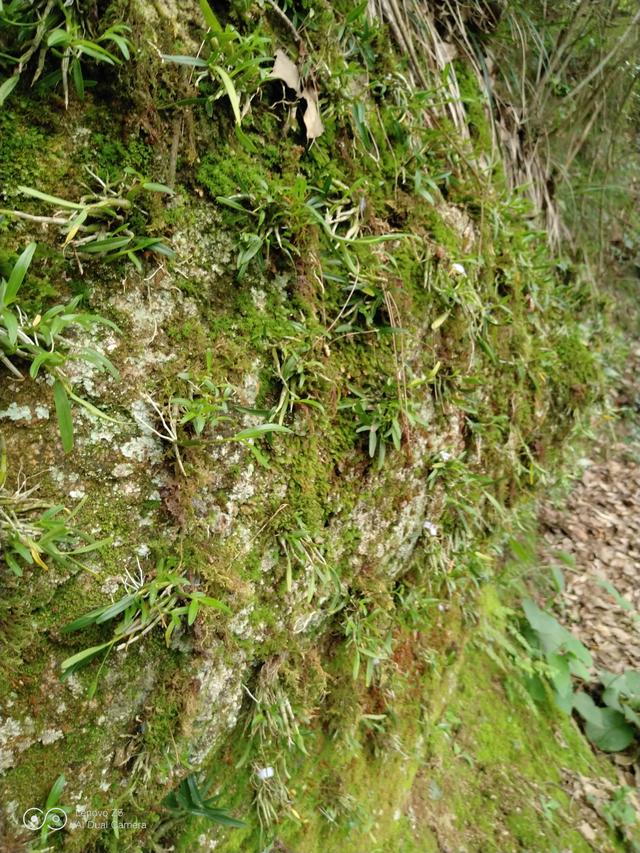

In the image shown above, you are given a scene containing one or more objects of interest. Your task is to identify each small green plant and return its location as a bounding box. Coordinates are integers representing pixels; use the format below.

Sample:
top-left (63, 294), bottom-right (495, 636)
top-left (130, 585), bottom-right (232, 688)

top-left (0, 242), bottom-right (120, 451)
top-left (0, 437), bottom-right (108, 575)
top-left (238, 657), bottom-right (309, 829)
top-left (339, 378), bottom-right (427, 468)
top-left (217, 175), bottom-right (314, 278)
top-left (60, 557), bottom-right (231, 695)
top-left (0, 0), bottom-right (132, 107)
top-left (601, 786), bottom-right (639, 845)
top-left (172, 375), bottom-right (235, 436)
top-left (21, 773), bottom-right (68, 846)
top-left (343, 597), bottom-right (393, 686)
top-left (277, 514), bottom-right (340, 602)
top-left (2, 170), bottom-right (174, 270)
top-left (163, 773), bottom-right (246, 828)
top-left (140, 380), bottom-right (292, 474)
top-left (269, 342), bottom-right (329, 426)
top-left (162, 0), bottom-right (271, 126)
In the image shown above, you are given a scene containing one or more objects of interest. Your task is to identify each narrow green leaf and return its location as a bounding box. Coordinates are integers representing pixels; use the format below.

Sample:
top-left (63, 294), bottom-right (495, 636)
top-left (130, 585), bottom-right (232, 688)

top-left (213, 65), bottom-right (241, 124)
top-left (45, 775), bottom-right (66, 810)
top-left (95, 593), bottom-right (138, 624)
top-left (18, 186), bottom-right (83, 210)
top-left (233, 423), bottom-right (292, 440)
top-left (53, 380), bottom-right (74, 453)
top-left (6, 242), bottom-right (36, 304)
top-left (161, 54), bottom-right (208, 68)
top-left (60, 642), bottom-right (112, 675)
top-left (0, 74), bottom-right (19, 107)
top-left (187, 598), bottom-right (199, 626)
top-left (199, 0), bottom-right (222, 30)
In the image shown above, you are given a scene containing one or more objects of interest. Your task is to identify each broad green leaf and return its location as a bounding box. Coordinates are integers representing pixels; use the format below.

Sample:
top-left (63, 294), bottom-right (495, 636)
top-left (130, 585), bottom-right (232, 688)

top-left (2, 308), bottom-right (18, 345)
top-left (194, 595), bottom-right (231, 614)
top-left (47, 29), bottom-right (70, 47)
top-left (431, 311), bottom-right (449, 330)
top-left (142, 182), bottom-right (174, 194)
top-left (53, 380), bottom-right (74, 453)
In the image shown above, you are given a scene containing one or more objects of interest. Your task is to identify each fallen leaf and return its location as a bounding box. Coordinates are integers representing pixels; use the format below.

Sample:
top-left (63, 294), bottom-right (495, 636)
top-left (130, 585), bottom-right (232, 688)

top-left (271, 49), bottom-right (301, 94)
top-left (301, 86), bottom-right (324, 140)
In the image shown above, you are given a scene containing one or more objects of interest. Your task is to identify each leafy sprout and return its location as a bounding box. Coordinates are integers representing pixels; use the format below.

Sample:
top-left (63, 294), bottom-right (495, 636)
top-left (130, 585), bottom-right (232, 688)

top-left (1, 169), bottom-right (174, 270)
top-left (161, 0), bottom-right (271, 126)
top-left (0, 242), bottom-right (120, 451)
top-left (0, 434), bottom-right (109, 576)
top-left (0, 0), bottom-right (132, 107)
top-left (60, 556), bottom-right (231, 696)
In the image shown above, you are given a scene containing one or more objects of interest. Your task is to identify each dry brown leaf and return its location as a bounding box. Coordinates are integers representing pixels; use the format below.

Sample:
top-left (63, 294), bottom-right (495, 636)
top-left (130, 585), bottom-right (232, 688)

top-left (301, 87), bottom-right (324, 140)
top-left (271, 49), bottom-right (301, 94)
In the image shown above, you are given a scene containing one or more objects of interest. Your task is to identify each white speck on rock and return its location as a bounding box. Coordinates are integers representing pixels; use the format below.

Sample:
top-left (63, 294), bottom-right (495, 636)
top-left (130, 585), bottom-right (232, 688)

top-left (250, 287), bottom-right (267, 311)
top-left (112, 463), bottom-right (134, 478)
top-left (0, 403), bottom-right (32, 421)
top-left (34, 405), bottom-right (50, 419)
top-left (40, 729), bottom-right (64, 745)
top-left (101, 576), bottom-right (122, 596)
top-left (120, 436), bottom-right (163, 463)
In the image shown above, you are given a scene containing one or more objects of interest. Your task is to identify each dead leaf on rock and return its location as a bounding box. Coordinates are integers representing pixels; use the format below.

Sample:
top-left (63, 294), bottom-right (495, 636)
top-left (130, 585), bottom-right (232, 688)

top-left (301, 86), bottom-right (324, 140)
top-left (270, 49), bottom-right (301, 94)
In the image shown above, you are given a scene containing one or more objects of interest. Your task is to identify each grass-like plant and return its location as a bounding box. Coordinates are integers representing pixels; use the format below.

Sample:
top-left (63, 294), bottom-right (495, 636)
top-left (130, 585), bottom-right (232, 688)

top-left (161, 0), bottom-right (271, 127)
top-left (338, 378), bottom-right (427, 469)
top-left (138, 372), bottom-right (292, 474)
top-left (163, 773), bottom-right (246, 828)
top-left (2, 169), bottom-right (174, 270)
top-left (0, 0), bottom-right (132, 107)
top-left (0, 434), bottom-right (108, 576)
top-left (0, 242), bottom-right (120, 451)
top-left (60, 557), bottom-right (231, 696)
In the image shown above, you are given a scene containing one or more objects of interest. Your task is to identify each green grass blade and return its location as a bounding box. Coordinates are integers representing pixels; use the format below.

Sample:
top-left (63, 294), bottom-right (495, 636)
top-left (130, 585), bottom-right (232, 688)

top-left (53, 380), bottom-right (74, 453)
top-left (6, 242), bottom-right (36, 304)
top-left (213, 65), bottom-right (241, 124)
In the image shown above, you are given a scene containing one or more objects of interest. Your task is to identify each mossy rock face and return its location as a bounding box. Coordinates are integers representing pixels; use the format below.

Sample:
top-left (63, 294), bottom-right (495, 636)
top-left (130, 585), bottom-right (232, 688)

top-left (0, 1), bottom-right (619, 851)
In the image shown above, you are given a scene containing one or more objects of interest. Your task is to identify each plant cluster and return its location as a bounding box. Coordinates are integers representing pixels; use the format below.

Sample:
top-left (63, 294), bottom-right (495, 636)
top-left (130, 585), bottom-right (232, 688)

top-left (60, 557), bottom-right (231, 696)
top-left (0, 435), bottom-right (106, 576)
top-left (338, 378), bottom-right (427, 469)
top-left (163, 773), bottom-right (246, 829)
top-left (2, 169), bottom-right (174, 270)
top-left (0, 0), bottom-right (132, 107)
top-left (238, 657), bottom-right (309, 829)
top-left (162, 0), bottom-right (271, 126)
top-left (139, 371), bottom-right (292, 474)
top-left (0, 242), bottom-right (120, 451)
